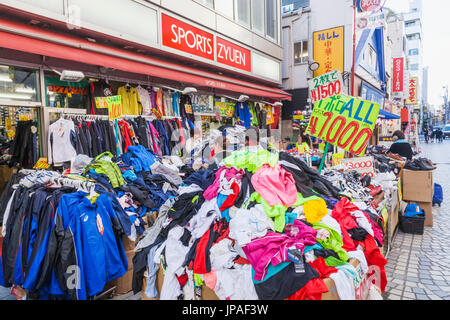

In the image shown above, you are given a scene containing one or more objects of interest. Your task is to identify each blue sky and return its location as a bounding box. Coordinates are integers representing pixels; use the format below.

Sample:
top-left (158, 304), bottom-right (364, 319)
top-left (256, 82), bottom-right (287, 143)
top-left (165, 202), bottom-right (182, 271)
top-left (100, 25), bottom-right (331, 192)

top-left (384, 0), bottom-right (450, 109)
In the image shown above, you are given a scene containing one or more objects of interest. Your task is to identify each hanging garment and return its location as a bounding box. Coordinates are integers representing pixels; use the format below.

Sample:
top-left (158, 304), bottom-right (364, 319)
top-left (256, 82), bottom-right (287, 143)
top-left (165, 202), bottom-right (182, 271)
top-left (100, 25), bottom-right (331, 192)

top-left (234, 102), bottom-right (253, 129)
top-left (88, 80), bottom-right (112, 115)
top-left (136, 85), bottom-right (152, 116)
top-left (47, 118), bottom-right (77, 165)
top-left (118, 85), bottom-right (141, 115)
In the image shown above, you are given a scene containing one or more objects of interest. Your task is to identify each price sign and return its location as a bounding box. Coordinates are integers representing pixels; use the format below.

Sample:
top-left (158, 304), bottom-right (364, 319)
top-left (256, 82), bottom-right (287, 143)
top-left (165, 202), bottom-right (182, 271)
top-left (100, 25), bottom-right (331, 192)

top-left (339, 156), bottom-right (375, 177)
top-left (96, 96), bottom-right (123, 120)
top-left (308, 70), bottom-right (343, 104)
top-left (33, 157), bottom-right (51, 169)
top-left (306, 95), bottom-right (380, 157)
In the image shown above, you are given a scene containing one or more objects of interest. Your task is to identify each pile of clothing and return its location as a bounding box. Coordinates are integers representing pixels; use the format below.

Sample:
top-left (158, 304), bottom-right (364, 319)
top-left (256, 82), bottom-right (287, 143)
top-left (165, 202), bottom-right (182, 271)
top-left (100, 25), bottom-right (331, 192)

top-left (134, 148), bottom-right (388, 300)
top-left (0, 145), bottom-right (187, 300)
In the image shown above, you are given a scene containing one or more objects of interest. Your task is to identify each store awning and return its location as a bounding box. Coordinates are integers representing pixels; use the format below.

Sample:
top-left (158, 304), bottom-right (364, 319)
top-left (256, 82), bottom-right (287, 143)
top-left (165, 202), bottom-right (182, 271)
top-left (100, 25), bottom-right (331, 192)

top-left (0, 18), bottom-right (291, 101)
top-left (378, 109), bottom-right (401, 120)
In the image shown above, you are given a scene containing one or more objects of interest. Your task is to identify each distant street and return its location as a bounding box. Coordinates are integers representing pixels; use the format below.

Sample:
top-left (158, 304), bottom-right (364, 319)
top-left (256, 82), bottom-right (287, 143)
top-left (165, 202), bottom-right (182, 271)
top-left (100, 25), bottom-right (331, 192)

top-left (383, 139), bottom-right (450, 300)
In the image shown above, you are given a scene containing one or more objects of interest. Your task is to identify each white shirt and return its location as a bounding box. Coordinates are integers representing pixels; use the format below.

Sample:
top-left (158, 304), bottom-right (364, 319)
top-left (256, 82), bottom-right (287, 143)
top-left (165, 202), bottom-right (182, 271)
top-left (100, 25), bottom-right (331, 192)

top-left (47, 118), bottom-right (77, 164)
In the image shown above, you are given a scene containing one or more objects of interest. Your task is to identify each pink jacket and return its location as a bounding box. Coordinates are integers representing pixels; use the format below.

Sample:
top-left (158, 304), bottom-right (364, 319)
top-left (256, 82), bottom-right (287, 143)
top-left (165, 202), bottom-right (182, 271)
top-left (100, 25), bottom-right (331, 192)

top-left (243, 220), bottom-right (317, 281)
top-left (251, 164), bottom-right (298, 208)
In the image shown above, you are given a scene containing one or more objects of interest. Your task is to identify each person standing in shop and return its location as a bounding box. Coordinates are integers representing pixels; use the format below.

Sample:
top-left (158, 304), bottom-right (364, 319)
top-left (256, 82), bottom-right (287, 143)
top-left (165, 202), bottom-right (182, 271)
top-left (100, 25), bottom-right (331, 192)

top-left (208, 135), bottom-right (231, 170)
top-left (387, 130), bottom-right (414, 160)
top-left (298, 127), bottom-right (313, 150)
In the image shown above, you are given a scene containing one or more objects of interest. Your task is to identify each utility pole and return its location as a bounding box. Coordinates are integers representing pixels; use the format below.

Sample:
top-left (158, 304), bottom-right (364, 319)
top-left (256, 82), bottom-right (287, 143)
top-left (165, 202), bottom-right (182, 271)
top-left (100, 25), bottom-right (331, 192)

top-left (443, 85), bottom-right (448, 125)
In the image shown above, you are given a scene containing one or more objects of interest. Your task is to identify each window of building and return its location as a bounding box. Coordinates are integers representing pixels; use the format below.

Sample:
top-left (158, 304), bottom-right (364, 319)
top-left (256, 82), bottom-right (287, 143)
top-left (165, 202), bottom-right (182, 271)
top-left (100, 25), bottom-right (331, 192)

top-left (215, 0), bottom-right (234, 19)
top-left (409, 48), bottom-right (419, 56)
top-left (0, 65), bottom-right (40, 102)
top-left (405, 20), bottom-right (420, 28)
top-left (407, 33), bottom-right (420, 41)
top-left (410, 64), bottom-right (419, 71)
top-left (282, 0), bottom-right (310, 11)
top-left (236, 0), bottom-right (251, 26)
top-left (294, 41), bottom-right (308, 64)
top-left (252, 0), bottom-right (265, 34)
top-left (196, 0), bottom-right (214, 8)
top-left (265, 0), bottom-right (278, 41)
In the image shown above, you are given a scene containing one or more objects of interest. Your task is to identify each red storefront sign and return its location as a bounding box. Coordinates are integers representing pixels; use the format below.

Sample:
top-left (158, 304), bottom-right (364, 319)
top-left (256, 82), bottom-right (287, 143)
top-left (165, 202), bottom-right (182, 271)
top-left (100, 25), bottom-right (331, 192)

top-left (216, 37), bottom-right (251, 72)
top-left (358, 0), bottom-right (383, 12)
top-left (161, 13), bottom-right (214, 61)
top-left (392, 57), bottom-right (404, 93)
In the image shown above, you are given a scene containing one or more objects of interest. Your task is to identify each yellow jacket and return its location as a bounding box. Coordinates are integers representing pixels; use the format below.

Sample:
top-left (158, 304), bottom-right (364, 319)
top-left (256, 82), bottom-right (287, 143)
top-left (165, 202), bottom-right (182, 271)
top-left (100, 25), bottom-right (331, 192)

top-left (118, 86), bottom-right (142, 115)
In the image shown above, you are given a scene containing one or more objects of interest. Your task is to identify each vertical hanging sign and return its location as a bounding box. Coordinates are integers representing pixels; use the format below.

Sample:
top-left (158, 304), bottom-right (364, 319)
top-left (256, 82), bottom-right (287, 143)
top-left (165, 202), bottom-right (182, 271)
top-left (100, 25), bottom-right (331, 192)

top-left (313, 26), bottom-right (345, 77)
top-left (392, 57), bottom-right (404, 93)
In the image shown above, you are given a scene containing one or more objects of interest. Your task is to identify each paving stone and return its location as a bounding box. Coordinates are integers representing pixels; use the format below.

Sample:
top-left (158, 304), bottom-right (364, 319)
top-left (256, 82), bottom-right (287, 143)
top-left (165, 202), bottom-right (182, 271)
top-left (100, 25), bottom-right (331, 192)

top-left (413, 287), bottom-right (425, 294)
top-left (416, 294), bottom-right (430, 300)
top-left (403, 292), bottom-right (416, 299)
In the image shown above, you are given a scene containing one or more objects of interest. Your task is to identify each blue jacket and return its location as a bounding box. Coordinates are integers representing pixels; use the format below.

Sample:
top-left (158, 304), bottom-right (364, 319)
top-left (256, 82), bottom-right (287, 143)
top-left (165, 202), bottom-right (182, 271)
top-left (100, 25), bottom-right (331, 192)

top-left (122, 145), bottom-right (157, 173)
top-left (51, 192), bottom-right (128, 300)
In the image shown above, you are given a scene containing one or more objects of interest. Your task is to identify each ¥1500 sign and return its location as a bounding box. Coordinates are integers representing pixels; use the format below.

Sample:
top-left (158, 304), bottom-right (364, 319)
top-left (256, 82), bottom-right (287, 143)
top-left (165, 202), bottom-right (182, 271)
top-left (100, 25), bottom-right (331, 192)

top-left (306, 95), bottom-right (380, 157)
top-left (308, 70), bottom-right (343, 104)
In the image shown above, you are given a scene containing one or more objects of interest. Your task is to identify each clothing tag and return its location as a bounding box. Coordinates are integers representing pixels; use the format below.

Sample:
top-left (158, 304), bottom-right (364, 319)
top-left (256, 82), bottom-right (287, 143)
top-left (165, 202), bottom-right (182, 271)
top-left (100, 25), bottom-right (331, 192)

top-left (288, 248), bottom-right (306, 274)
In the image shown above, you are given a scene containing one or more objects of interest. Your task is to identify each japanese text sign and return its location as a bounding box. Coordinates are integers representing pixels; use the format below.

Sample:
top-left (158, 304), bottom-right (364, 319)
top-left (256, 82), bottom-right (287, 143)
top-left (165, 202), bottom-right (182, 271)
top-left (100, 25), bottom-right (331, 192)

top-left (313, 26), bottom-right (344, 77)
top-left (162, 13), bottom-right (214, 61)
top-left (392, 57), bottom-right (404, 93)
top-left (306, 95), bottom-right (380, 156)
top-left (216, 101), bottom-right (235, 117)
top-left (96, 96), bottom-right (123, 120)
top-left (406, 77), bottom-right (418, 105)
top-left (33, 157), bottom-right (51, 169)
top-left (308, 70), bottom-right (343, 104)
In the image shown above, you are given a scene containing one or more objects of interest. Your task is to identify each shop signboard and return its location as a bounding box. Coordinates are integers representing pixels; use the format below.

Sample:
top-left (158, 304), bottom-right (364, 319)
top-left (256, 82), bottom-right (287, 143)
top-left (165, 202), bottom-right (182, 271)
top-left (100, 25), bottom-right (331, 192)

top-left (216, 37), bottom-right (251, 72)
top-left (96, 96), bottom-right (123, 120)
top-left (339, 156), bottom-right (375, 177)
top-left (392, 58), bottom-right (404, 93)
top-left (313, 26), bottom-right (344, 77)
top-left (308, 70), bottom-right (343, 104)
top-left (357, 0), bottom-right (383, 12)
top-left (161, 13), bottom-right (214, 61)
top-left (406, 77), bottom-right (418, 105)
top-left (306, 95), bottom-right (380, 156)
top-left (356, 11), bottom-right (385, 30)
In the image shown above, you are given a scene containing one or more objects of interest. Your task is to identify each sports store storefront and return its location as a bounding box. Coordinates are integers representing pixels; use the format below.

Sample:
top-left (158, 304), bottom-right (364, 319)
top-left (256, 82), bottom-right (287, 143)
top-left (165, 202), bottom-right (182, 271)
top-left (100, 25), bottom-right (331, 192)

top-left (0, 0), bottom-right (290, 168)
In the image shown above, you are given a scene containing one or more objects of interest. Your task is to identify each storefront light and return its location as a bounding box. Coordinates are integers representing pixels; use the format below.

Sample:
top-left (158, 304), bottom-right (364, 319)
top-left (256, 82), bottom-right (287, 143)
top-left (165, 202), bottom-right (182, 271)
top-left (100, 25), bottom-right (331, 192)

top-left (0, 93), bottom-right (33, 100)
top-left (0, 74), bottom-right (13, 82)
top-left (15, 87), bottom-right (36, 94)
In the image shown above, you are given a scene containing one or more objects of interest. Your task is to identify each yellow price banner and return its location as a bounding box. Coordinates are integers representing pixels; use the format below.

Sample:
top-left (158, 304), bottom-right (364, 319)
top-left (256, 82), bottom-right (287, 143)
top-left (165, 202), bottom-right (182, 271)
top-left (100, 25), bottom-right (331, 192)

top-left (96, 96), bottom-right (123, 120)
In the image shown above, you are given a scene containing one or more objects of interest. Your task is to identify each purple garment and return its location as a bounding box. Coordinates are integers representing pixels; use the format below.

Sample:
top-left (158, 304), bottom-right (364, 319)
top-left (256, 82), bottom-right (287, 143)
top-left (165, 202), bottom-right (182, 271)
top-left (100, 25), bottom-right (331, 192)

top-left (150, 89), bottom-right (156, 111)
top-left (243, 220), bottom-right (317, 281)
top-left (203, 166), bottom-right (245, 200)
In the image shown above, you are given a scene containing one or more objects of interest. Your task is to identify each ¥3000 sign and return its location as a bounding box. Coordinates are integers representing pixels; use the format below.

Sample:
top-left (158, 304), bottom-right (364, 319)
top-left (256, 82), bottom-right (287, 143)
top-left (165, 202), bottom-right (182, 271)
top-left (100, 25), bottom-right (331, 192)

top-left (358, 0), bottom-right (383, 12)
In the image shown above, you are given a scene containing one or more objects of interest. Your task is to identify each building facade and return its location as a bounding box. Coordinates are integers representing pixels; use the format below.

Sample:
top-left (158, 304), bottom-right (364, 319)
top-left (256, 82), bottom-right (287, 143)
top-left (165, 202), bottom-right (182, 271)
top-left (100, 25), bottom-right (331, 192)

top-left (0, 0), bottom-right (290, 156)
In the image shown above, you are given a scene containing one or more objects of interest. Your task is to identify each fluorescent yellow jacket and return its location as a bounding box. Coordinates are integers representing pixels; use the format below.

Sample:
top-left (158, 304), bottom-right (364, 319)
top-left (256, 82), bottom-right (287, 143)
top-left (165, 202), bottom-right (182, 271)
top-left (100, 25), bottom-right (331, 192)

top-left (118, 86), bottom-right (142, 115)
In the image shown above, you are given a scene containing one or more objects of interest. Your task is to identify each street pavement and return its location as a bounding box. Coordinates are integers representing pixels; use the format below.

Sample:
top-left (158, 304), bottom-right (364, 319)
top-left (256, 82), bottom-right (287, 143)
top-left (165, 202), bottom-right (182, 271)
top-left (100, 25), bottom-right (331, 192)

top-left (383, 138), bottom-right (450, 300)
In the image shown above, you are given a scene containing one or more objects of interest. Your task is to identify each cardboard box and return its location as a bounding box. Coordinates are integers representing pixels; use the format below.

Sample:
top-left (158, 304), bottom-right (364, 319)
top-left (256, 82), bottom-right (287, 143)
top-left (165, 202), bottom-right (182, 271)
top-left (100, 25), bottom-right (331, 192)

top-left (401, 169), bottom-right (433, 202)
top-left (0, 165), bottom-right (17, 194)
top-left (413, 201), bottom-right (433, 227)
top-left (114, 249), bottom-right (134, 295)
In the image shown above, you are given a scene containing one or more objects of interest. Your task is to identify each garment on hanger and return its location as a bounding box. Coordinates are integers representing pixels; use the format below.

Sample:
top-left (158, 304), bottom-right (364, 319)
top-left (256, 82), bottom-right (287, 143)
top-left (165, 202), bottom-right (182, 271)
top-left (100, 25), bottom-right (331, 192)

top-left (48, 118), bottom-right (77, 166)
top-left (136, 85), bottom-right (152, 116)
top-left (88, 79), bottom-right (112, 115)
top-left (118, 85), bottom-right (141, 115)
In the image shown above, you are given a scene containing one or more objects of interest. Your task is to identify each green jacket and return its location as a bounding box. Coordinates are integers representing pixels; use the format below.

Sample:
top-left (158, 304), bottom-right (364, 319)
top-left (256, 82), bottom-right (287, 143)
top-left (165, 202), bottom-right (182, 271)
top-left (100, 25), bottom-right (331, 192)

top-left (85, 152), bottom-right (126, 188)
top-left (223, 149), bottom-right (278, 173)
top-left (312, 222), bottom-right (349, 264)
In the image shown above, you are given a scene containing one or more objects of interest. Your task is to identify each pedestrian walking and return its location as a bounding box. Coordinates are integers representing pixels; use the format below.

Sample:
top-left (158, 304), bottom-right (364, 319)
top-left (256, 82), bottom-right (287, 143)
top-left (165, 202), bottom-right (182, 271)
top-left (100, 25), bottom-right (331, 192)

top-left (423, 127), bottom-right (429, 143)
top-left (437, 128), bottom-right (444, 143)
